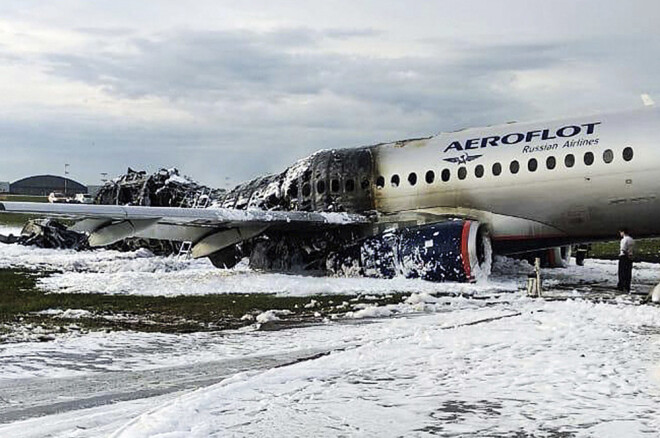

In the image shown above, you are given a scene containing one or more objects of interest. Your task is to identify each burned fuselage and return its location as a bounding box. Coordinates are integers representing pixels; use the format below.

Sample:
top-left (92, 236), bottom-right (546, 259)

top-left (209, 147), bottom-right (380, 274)
top-left (216, 147), bottom-right (376, 214)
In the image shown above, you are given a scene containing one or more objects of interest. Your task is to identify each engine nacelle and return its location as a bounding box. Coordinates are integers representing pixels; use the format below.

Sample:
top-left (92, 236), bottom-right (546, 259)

top-left (333, 220), bottom-right (492, 282)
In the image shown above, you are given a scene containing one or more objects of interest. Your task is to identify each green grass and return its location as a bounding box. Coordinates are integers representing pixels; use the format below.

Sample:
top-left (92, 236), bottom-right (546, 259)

top-left (0, 195), bottom-right (48, 226)
top-left (0, 194), bottom-right (48, 202)
top-left (589, 238), bottom-right (660, 263)
top-left (0, 213), bottom-right (43, 226)
top-left (0, 268), bottom-right (407, 334)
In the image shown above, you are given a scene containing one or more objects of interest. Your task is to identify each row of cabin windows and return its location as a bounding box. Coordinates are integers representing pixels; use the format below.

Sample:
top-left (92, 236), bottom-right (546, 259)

top-left (297, 176), bottom-right (370, 198)
top-left (375, 147), bottom-right (634, 188)
top-left (292, 147), bottom-right (634, 197)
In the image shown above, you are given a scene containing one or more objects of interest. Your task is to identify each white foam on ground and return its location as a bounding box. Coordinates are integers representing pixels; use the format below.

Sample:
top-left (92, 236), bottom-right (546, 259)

top-left (0, 242), bottom-right (658, 436)
top-left (106, 300), bottom-right (660, 438)
top-left (0, 224), bottom-right (23, 236)
top-left (0, 243), bottom-right (518, 296)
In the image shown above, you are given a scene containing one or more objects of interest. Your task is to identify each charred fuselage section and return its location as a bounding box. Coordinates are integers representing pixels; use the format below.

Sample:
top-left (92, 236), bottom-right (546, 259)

top-left (2, 145), bottom-right (495, 282)
top-left (216, 147), bottom-right (375, 213)
top-left (96, 168), bottom-right (225, 208)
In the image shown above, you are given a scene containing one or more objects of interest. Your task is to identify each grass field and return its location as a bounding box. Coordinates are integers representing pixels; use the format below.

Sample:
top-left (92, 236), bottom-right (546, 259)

top-left (0, 268), bottom-right (406, 335)
top-left (0, 194), bottom-right (48, 202)
top-left (589, 238), bottom-right (660, 263)
top-left (0, 195), bottom-right (48, 226)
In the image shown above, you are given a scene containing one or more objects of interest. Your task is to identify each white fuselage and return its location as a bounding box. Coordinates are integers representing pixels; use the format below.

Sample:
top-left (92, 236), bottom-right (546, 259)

top-left (371, 107), bottom-right (660, 249)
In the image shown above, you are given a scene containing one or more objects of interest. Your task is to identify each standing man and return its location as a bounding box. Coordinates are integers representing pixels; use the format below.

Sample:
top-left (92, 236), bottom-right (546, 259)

top-left (617, 228), bottom-right (634, 292)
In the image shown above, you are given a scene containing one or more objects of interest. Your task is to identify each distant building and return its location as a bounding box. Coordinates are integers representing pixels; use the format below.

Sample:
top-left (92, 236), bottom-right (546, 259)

top-left (10, 175), bottom-right (87, 196)
top-left (0, 181), bottom-right (9, 193)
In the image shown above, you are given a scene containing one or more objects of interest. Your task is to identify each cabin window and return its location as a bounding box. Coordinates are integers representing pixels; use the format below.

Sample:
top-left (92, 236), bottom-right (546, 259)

top-left (492, 162), bottom-right (502, 176)
top-left (458, 166), bottom-right (467, 180)
top-left (345, 179), bottom-right (355, 192)
top-left (361, 178), bottom-right (370, 190)
top-left (565, 154), bottom-right (575, 168)
top-left (527, 158), bottom-right (538, 172)
top-left (391, 174), bottom-right (400, 187)
top-left (623, 146), bottom-right (634, 161)
top-left (287, 181), bottom-right (298, 198)
top-left (376, 176), bottom-right (385, 188)
top-left (441, 168), bottom-right (450, 182)
top-left (603, 149), bottom-right (614, 164)
top-left (475, 164), bottom-right (484, 178)
top-left (584, 151), bottom-right (594, 166)
top-left (510, 160), bottom-right (520, 174)
top-left (331, 179), bottom-right (340, 193)
top-left (316, 180), bottom-right (326, 194)
top-left (425, 170), bottom-right (435, 184)
top-left (546, 156), bottom-right (556, 170)
top-left (302, 183), bottom-right (311, 197)
top-left (408, 172), bottom-right (417, 186)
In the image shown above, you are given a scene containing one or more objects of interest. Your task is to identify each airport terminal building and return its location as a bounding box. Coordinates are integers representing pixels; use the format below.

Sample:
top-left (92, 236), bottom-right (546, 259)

top-left (9, 175), bottom-right (87, 196)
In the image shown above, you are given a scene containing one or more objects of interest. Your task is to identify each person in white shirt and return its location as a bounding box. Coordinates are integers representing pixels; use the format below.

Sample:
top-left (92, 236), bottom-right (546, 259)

top-left (617, 228), bottom-right (634, 292)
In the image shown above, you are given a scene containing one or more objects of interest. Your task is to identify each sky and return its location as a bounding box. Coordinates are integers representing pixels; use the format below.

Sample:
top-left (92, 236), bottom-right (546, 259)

top-left (0, 0), bottom-right (659, 188)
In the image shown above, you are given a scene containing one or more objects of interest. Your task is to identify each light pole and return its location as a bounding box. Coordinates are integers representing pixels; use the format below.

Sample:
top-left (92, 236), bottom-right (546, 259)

top-left (64, 163), bottom-right (70, 196)
top-left (100, 172), bottom-right (108, 183)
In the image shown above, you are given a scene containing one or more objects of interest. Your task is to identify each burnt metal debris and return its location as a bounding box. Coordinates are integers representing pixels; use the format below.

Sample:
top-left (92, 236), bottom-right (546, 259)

top-left (1, 148), bottom-right (382, 274)
top-left (1, 168), bottom-right (225, 254)
top-left (95, 167), bottom-right (225, 208)
top-left (16, 219), bottom-right (89, 250)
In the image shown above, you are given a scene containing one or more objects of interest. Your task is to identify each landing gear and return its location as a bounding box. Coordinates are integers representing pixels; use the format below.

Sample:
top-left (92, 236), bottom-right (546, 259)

top-left (574, 244), bottom-right (591, 266)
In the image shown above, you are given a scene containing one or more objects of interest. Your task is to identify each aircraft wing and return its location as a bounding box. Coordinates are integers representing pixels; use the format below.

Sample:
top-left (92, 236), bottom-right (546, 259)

top-left (0, 201), bottom-right (370, 258)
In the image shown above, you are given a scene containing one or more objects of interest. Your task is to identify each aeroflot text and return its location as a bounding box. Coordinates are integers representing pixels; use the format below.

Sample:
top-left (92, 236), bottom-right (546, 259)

top-left (444, 122), bottom-right (601, 153)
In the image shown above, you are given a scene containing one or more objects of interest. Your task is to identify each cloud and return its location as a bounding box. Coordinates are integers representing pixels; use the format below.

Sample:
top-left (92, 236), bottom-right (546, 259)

top-left (42, 28), bottom-right (561, 121)
top-left (1, 10), bottom-right (659, 187)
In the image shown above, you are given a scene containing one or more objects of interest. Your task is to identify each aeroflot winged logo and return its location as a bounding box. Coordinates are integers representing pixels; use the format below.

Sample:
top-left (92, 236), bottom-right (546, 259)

top-left (443, 122), bottom-right (601, 153)
top-left (443, 153), bottom-right (482, 165)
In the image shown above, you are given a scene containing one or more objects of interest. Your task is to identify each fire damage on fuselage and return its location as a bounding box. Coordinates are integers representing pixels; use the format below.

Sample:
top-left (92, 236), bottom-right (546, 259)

top-left (2, 144), bottom-right (491, 282)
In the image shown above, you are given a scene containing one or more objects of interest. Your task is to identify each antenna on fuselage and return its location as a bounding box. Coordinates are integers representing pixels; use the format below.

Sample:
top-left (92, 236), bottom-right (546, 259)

top-left (641, 94), bottom-right (655, 106)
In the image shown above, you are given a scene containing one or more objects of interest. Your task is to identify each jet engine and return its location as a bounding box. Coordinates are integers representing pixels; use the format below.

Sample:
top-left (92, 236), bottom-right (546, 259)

top-left (333, 220), bottom-right (492, 282)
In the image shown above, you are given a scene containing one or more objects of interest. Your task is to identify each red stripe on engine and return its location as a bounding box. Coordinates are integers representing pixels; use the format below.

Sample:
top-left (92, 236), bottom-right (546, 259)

top-left (461, 221), bottom-right (472, 280)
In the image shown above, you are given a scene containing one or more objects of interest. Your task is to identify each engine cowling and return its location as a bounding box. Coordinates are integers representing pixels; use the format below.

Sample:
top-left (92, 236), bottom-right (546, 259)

top-left (334, 220), bottom-right (492, 282)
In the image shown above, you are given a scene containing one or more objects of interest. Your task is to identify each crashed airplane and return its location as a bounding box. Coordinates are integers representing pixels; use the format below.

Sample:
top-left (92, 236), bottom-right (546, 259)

top-left (2, 106), bottom-right (659, 282)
